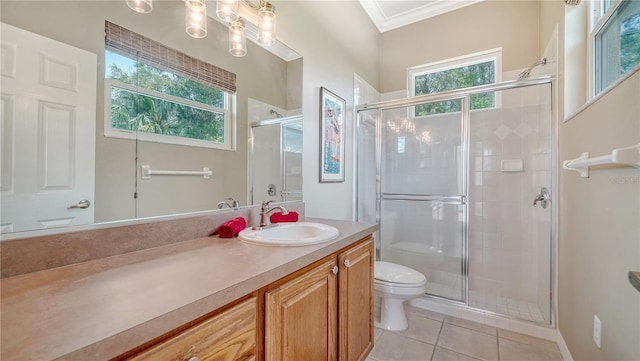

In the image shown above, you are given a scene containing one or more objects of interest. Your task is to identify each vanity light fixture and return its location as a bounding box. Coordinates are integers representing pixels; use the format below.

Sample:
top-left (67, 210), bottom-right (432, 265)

top-left (125, 0), bottom-right (279, 55)
top-left (126, 0), bottom-right (152, 13)
top-left (229, 19), bottom-right (247, 57)
top-left (216, 0), bottom-right (277, 57)
top-left (216, 0), bottom-right (240, 22)
top-left (257, 1), bottom-right (276, 46)
top-left (185, 0), bottom-right (207, 38)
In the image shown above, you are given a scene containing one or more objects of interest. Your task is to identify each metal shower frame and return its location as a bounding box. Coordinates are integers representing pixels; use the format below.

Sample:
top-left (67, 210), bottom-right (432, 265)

top-left (354, 75), bottom-right (555, 324)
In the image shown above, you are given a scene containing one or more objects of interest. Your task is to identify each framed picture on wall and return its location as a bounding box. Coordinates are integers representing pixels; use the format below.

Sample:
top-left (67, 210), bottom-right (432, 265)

top-left (319, 87), bottom-right (345, 182)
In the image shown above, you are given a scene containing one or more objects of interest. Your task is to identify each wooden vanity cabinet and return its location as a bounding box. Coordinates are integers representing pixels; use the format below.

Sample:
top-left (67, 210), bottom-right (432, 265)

top-left (337, 237), bottom-right (375, 361)
top-left (264, 257), bottom-right (338, 361)
top-left (122, 236), bottom-right (374, 361)
top-left (125, 296), bottom-right (257, 361)
top-left (264, 236), bottom-right (374, 361)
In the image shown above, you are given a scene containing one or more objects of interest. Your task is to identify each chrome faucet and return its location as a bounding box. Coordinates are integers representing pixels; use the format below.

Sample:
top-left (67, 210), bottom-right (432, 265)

top-left (217, 197), bottom-right (240, 209)
top-left (255, 200), bottom-right (288, 229)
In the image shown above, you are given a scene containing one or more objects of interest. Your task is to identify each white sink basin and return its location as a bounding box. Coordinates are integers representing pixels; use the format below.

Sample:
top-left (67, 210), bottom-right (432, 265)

top-left (238, 222), bottom-right (340, 246)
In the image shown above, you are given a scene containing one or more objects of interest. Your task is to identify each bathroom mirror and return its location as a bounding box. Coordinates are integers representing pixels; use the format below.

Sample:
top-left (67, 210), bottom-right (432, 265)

top-left (0, 1), bottom-right (302, 236)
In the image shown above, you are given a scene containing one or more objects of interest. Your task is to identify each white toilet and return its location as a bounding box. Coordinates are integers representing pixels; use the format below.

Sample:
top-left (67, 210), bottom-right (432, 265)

top-left (374, 261), bottom-right (427, 331)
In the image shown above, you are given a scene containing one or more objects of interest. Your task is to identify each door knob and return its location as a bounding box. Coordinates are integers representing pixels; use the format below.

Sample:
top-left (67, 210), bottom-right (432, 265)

top-left (533, 187), bottom-right (550, 209)
top-left (68, 199), bottom-right (91, 209)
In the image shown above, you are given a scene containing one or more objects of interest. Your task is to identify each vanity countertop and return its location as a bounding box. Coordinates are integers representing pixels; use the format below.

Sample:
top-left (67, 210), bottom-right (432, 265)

top-left (0, 217), bottom-right (377, 361)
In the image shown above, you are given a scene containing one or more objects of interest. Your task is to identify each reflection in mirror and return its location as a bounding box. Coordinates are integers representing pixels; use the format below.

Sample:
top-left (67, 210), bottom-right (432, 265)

top-left (0, 22), bottom-right (97, 234)
top-left (250, 115), bottom-right (303, 206)
top-left (0, 1), bottom-right (302, 236)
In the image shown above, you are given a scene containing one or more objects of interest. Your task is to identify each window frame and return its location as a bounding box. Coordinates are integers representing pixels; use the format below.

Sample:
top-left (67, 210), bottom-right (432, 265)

top-left (589, 0), bottom-right (640, 98)
top-left (406, 48), bottom-right (503, 116)
top-left (104, 77), bottom-right (235, 150)
top-left (102, 22), bottom-right (237, 151)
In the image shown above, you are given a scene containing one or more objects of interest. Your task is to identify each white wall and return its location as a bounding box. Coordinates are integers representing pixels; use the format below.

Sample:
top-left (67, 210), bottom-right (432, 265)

top-left (275, 1), bottom-right (381, 220)
top-left (564, 3), bottom-right (589, 118)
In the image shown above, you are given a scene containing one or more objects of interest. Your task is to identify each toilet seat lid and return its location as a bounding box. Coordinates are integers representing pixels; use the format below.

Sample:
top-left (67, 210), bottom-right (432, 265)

top-left (374, 261), bottom-right (426, 284)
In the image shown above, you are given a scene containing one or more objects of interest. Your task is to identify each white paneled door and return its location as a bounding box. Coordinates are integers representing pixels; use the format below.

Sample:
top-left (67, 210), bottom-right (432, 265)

top-left (1, 23), bottom-right (97, 233)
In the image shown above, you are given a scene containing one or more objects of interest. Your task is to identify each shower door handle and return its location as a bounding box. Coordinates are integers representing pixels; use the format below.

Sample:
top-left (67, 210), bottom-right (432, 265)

top-left (533, 187), bottom-right (550, 208)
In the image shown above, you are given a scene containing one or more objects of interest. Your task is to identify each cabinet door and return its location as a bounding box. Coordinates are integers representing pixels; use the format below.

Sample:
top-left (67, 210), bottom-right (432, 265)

top-left (128, 297), bottom-right (256, 361)
top-left (338, 237), bottom-right (374, 361)
top-left (265, 258), bottom-right (338, 361)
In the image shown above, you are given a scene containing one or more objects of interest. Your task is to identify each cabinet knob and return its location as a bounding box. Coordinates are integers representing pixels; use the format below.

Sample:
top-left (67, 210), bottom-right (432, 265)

top-left (188, 356), bottom-right (200, 361)
top-left (343, 259), bottom-right (351, 268)
top-left (332, 265), bottom-right (339, 275)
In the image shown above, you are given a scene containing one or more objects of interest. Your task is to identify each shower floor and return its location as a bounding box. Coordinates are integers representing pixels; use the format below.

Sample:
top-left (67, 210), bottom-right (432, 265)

top-left (425, 282), bottom-right (548, 324)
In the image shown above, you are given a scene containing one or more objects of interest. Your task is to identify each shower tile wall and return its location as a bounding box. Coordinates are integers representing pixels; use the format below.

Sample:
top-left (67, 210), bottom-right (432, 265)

top-left (468, 84), bottom-right (552, 322)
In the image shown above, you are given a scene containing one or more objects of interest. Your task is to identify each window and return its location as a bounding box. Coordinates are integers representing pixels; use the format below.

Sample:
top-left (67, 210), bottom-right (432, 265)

top-left (408, 48), bottom-right (501, 116)
top-left (104, 22), bottom-right (236, 150)
top-left (592, 0), bottom-right (640, 95)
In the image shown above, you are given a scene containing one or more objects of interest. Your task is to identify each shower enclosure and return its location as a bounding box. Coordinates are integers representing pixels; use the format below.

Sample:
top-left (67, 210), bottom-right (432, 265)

top-left (249, 115), bottom-right (303, 205)
top-left (356, 77), bottom-right (554, 324)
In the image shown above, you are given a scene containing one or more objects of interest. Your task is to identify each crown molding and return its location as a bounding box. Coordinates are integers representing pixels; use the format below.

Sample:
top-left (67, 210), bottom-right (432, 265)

top-left (359, 0), bottom-right (484, 33)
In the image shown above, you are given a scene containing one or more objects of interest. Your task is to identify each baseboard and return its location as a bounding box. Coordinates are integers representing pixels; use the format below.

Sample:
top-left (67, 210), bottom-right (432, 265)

top-left (556, 329), bottom-right (574, 361)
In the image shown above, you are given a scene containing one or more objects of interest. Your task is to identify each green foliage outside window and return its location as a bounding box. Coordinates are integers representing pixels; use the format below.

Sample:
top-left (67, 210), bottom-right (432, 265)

top-left (106, 51), bottom-right (226, 143)
top-left (414, 61), bottom-right (495, 116)
top-left (596, 1), bottom-right (640, 93)
top-left (621, 13), bottom-right (640, 73)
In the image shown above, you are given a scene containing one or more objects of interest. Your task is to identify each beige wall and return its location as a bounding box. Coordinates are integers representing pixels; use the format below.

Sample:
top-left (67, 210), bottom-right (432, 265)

top-left (1, 1), bottom-right (292, 222)
top-left (379, 0), bottom-right (541, 93)
top-left (559, 70), bottom-right (640, 360)
top-left (541, 2), bottom-right (640, 358)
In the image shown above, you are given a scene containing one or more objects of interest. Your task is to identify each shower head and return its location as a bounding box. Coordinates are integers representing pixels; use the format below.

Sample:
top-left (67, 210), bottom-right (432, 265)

top-left (269, 109), bottom-right (283, 118)
top-left (518, 58), bottom-right (547, 79)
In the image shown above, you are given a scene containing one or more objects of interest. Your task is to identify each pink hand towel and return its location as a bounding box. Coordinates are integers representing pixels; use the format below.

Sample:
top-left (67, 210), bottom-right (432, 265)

top-left (270, 211), bottom-right (299, 223)
top-left (217, 217), bottom-right (247, 238)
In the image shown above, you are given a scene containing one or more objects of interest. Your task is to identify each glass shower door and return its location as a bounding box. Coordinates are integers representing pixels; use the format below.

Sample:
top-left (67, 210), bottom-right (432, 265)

top-left (281, 118), bottom-right (302, 202)
top-left (379, 102), bottom-right (467, 302)
top-left (467, 83), bottom-right (553, 324)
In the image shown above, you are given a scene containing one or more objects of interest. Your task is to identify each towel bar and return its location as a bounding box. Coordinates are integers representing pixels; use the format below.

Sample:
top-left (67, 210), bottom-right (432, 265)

top-left (141, 165), bottom-right (212, 179)
top-left (563, 143), bottom-right (640, 178)
top-left (630, 271), bottom-right (640, 293)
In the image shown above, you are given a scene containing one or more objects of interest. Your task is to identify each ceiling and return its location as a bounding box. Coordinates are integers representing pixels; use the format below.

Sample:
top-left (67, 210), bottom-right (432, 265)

top-left (358, 0), bottom-right (484, 33)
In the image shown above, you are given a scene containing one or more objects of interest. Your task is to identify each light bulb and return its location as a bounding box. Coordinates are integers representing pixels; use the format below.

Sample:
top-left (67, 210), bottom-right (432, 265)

top-left (229, 19), bottom-right (246, 57)
top-left (185, 0), bottom-right (207, 38)
top-left (216, 0), bottom-right (239, 22)
top-left (126, 0), bottom-right (152, 13)
top-left (258, 2), bottom-right (276, 46)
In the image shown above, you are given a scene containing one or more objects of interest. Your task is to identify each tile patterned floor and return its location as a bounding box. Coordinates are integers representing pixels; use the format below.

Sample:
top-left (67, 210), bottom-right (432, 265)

top-left (467, 291), bottom-right (547, 324)
top-left (366, 306), bottom-right (563, 361)
top-left (426, 280), bottom-right (548, 324)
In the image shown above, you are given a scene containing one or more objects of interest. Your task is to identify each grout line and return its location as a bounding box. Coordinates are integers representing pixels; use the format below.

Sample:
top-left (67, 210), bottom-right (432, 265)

top-left (377, 305), bottom-right (558, 360)
top-left (496, 335), bottom-right (502, 361)
top-left (430, 319), bottom-right (445, 361)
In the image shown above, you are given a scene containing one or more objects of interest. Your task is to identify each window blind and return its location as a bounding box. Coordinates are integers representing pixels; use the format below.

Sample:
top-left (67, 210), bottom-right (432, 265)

top-left (105, 21), bottom-right (236, 94)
